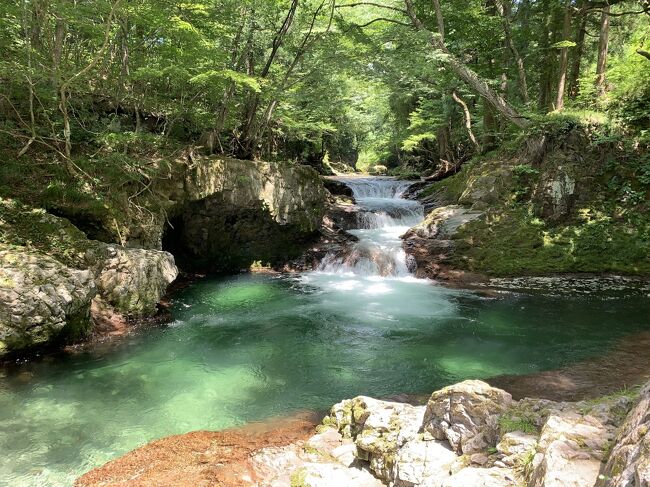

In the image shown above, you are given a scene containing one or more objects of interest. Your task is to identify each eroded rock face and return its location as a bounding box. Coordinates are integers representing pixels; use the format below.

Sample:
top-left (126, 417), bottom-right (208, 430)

top-left (161, 157), bottom-right (328, 272)
top-left (601, 382), bottom-right (650, 487)
top-left (401, 205), bottom-right (482, 280)
top-left (88, 244), bottom-right (178, 317)
top-left (529, 411), bottom-right (612, 487)
top-left (0, 247), bottom-right (97, 354)
top-left (422, 380), bottom-right (513, 454)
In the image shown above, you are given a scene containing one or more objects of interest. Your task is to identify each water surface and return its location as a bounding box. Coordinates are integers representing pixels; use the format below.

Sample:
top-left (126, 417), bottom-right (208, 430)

top-left (1, 177), bottom-right (649, 486)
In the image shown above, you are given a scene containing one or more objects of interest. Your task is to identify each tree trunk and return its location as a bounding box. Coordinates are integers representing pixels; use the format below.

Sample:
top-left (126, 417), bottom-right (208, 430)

top-left (239, 0), bottom-right (299, 157)
top-left (495, 0), bottom-right (529, 103)
top-left (538, 0), bottom-right (556, 111)
top-left (595, 5), bottom-right (610, 96)
top-left (568, 3), bottom-right (587, 98)
top-left (404, 0), bottom-right (530, 128)
top-left (451, 91), bottom-right (480, 152)
top-left (555, 2), bottom-right (572, 111)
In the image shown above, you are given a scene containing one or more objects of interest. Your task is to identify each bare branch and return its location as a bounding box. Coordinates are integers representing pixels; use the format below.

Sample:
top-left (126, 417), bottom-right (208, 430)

top-left (354, 17), bottom-right (412, 27)
top-left (335, 2), bottom-right (408, 14)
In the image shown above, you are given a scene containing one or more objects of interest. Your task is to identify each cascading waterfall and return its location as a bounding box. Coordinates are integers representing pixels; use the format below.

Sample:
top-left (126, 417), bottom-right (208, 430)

top-left (317, 176), bottom-right (423, 278)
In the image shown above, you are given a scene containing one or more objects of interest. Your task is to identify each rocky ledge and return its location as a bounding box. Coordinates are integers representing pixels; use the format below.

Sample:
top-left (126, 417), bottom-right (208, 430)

top-left (77, 379), bottom-right (650, 487)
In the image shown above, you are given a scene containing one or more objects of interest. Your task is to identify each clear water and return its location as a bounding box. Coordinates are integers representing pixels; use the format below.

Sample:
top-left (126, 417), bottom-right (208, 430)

top-left (0, 177), bottom-right (649, 486)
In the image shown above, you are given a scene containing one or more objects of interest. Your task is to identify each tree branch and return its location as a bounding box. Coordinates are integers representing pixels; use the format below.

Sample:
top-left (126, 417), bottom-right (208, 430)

top-left (335, 2), bottom-right (408, 14)
top-left (636, 49), bottom-right (650, 61)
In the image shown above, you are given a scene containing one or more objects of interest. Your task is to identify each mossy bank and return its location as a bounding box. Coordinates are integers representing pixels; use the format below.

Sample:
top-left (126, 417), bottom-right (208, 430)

top-left (404, 117), bottom-right (650, 278)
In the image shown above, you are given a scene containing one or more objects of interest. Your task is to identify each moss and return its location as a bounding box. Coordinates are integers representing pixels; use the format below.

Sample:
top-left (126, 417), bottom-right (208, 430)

top-left (498, 415), bottom-right (538, 435)
top-left (499, 404), bottom-right (540, 435)
top-left (290, 468), bottom-right (308, 487)
top-left (418, 168), bottom-right (470, 203)
top-left (0, 198), bottom-right (95, 269)
top-left (451, 204), bottom-right (650, 276)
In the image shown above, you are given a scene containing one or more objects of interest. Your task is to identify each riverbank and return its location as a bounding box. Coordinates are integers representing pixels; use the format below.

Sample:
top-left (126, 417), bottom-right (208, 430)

top-left (401, 122), bottom-right (650, 281)
top-left (76, 342), bottom-right (650, 486)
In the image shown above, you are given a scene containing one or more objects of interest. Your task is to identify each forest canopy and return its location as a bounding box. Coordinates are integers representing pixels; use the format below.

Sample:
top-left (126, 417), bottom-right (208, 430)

top-left (0, 0), bottom-right (648, 173)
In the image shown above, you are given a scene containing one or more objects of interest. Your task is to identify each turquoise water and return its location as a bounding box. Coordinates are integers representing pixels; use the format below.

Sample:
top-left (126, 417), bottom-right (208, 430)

top-left (2, 177), bottom-right (650, 486)
top-left (1, 273), bottom-right (650, 485)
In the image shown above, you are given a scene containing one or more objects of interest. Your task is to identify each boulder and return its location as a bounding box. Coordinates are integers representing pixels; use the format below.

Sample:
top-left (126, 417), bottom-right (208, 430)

top-left (529, 411), bottom-right (612, 487)
top-left (393, 439), bottom-right (456, 486)
top-left (401, 206), bottom-right (482, 280)
top-left (0, 246), bottom-right (96, 355)
top-left (326, 396), bottom-right (427, 481)
top-left (422, 380), bottom-right (513, 454)
top-left (88, 244), bottom-right (178, 317)
top-left (323, 178), bottom-right (355, 198)
top-left (600, 382), bottom-right (650, 487)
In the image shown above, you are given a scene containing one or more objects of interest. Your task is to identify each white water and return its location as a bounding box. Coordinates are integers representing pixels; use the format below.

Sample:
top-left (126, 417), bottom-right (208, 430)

top-left (302, 176), bottom-right (428, 297)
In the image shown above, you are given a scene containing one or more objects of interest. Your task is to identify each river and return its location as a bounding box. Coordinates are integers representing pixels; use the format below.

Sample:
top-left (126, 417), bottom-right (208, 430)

top-left (1, 177), bottom-right (649, 485)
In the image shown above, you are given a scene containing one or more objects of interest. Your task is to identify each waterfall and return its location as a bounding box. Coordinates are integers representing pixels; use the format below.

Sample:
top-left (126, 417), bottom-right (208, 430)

top-left (318, 177), bottom-right (424, 278)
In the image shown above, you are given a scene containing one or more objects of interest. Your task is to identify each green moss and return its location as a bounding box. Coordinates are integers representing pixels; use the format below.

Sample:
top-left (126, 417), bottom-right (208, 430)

top-left (499, 404), bottom-right (540, 435)
top-left (451, 204), bottom-right (650, 276)
top-left (418, 168), bottom-right (470, 203)
top-left (499, 415), bottom-right (538, 435)
top-left (290, 468), bottom-right (308, 487)
top-left (0, 198), bottom-right (94, 269)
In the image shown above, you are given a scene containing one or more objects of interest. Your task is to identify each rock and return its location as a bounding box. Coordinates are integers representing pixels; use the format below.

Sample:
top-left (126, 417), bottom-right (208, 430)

top-left (295, 462), bottom-right (384, 487)
top-left (401, 205), bottom-right (482, 280)
top-left (393, 439), bottom-right (456, 486)
top-left (88, 244), bottom-right (178, 317)
top-left (323, 178), bottom-right (355, 198)
top-left (441, 467), bottom-right (517, 487)
top-left (326, 396), bottom-right (427, 481)
top-left (0, 246), bottom-right (96, 355)
top-left (534, 170), bottom-right (576, 221)
top-left (529, 411), bottom-right (612, 487)
top-left (496, 431), bottom-right (538, 467)
top-left (161, 157), bottom-right (328, 272)
top-left (457, 162), bottom-right (514, 210)
top-left (369, 165), bottom-right (388, 175)
top-left (422, 380), bottom-right (513, 454)
top-left (600, 382), bottom-right (650, 487)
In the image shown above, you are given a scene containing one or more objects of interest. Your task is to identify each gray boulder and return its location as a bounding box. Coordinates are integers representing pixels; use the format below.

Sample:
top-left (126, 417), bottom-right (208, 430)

top-left (0, 246), bottom-right (97, 354)
top-left (422, 380), bottom-right (513, 454)
top-left (88, 244), bottom-right (178, 317)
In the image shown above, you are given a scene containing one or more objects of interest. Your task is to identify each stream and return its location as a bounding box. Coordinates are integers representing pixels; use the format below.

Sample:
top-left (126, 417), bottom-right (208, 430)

top-left (1, 177), bottom-right (650, 486)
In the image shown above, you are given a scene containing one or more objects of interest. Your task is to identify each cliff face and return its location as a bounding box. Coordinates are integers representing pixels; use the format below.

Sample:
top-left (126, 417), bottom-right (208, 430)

top-left (403, 128), bottom-right (650, 279)
top-left (0, 157), bottom-right (328, 356)
top-left (160, 157), bottom-right (328, 272)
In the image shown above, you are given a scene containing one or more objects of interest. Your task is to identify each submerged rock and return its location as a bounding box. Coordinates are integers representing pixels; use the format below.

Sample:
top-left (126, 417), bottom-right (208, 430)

top-left (0, 246), bottom-right (96, 354)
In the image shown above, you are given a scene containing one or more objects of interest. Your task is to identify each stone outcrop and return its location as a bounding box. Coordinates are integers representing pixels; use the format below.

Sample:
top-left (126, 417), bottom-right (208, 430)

top-left (87, 244), bottom-right (178, 317)
top-left (600, 381), bottom-right (650, 486)
top-left (148, 157), bottom-right (328, 273)
top-left (422, 380), bottom-right (513, 454)
top-left (401, 205), bottom-right (483, 280)
top-left (0, 156), bottom-right (326, 354)
top-left (293, 379), bottom-right (642, 487)
top-left (0, 199), bottom-right (179, 356)
top-left (0, 246), bottom-right (97, 354)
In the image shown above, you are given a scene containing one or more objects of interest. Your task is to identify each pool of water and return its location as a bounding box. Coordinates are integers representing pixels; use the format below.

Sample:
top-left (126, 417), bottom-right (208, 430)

top-left (1, 274), bottom-right (650, 485)
top-left (1, 176), bottom-right (650, 486)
